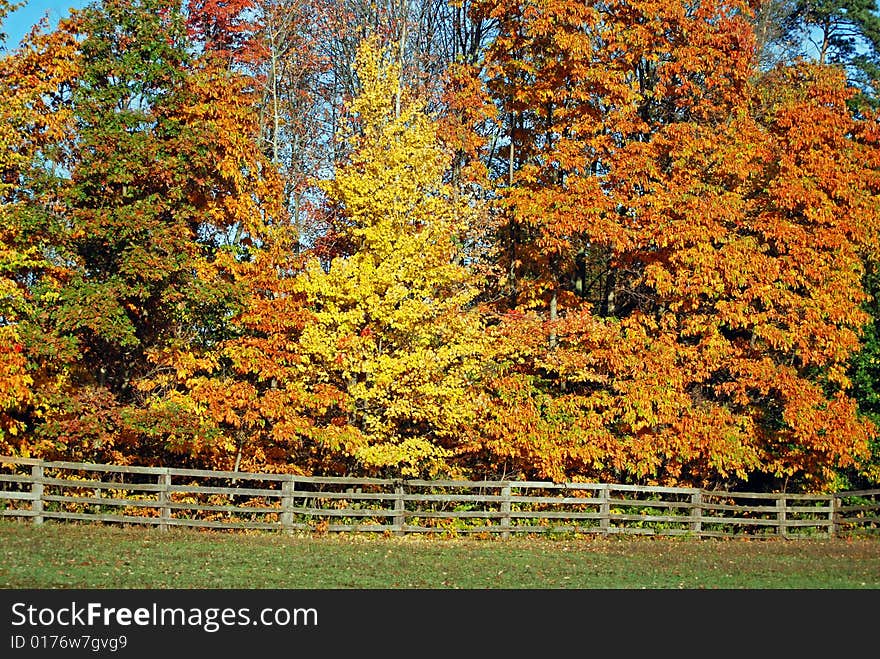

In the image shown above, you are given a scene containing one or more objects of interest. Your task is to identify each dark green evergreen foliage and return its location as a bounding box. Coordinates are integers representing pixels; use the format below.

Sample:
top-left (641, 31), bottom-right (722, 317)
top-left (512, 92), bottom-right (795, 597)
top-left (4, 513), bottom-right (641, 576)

top-left (762, 0), bottom-right (880, 102)
top-left (848, 263), bottom-right (880, 486)
top-left (789, 0), bottom-right (880, 63)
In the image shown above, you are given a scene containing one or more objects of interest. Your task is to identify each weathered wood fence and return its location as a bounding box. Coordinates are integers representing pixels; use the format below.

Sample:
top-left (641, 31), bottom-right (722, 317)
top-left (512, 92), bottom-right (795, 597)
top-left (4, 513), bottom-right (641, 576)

top-left (1, 456), bottom-right (878, 539)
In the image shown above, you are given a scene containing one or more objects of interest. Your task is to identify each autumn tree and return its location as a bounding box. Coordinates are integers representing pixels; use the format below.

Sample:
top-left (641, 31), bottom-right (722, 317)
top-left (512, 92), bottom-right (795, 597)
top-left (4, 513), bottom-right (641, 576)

top-left (289, 37), bottom-right (488, 477)
top-left (126, 54), bottom-right (291, 469)
top-left (137, 36), bottom-right (490, 477)
top-left (462, 0), bottom-right (880, 489)
top-left (22, 0), bottom-right (211, 463)
top-left (0, 8), bottom-right (79, 455)
top-left (186, 0), bottom-right (260, 65)
top-left (4, 0), bottom-right (878, 494)
top-left (0, 0), bottom-right (285, 464)
top-left (750, 0), bottom-right (880, 485)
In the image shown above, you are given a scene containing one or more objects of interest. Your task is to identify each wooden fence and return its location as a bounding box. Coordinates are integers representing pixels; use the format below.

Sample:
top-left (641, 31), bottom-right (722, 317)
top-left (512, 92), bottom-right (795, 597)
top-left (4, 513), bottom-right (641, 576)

top-left (1, 456), bottom-right (878, 539)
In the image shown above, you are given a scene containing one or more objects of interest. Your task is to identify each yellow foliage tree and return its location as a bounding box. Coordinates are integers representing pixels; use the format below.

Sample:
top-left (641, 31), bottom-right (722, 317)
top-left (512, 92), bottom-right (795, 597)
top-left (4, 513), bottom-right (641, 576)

top-left (295, 37), bottom-right (488, 477)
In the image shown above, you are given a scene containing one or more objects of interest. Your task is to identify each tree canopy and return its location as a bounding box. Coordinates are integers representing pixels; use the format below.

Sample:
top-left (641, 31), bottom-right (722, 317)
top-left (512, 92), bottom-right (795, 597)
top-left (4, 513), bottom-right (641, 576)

top-left (2, 0), bottom-right (879, 492)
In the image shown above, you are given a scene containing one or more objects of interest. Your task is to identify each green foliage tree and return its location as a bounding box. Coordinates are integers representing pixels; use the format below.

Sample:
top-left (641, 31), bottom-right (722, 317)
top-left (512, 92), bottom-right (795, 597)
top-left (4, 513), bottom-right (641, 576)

top-left (755, 0), bottom-right (880, 103)
top-left (4, 0), bottom-right (283, 463)
top-left (847, 263), bottom-right (880, 485)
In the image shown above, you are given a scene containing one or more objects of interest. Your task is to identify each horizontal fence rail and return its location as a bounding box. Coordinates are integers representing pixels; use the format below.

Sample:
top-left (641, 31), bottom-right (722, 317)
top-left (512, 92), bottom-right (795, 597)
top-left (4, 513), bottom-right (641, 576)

top-left (1, 457), bottom-right (878, 539)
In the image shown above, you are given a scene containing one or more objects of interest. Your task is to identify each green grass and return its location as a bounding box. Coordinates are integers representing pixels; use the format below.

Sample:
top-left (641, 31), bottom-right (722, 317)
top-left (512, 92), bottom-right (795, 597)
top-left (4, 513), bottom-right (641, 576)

top-left (1, 520), bottom-right (878, 589)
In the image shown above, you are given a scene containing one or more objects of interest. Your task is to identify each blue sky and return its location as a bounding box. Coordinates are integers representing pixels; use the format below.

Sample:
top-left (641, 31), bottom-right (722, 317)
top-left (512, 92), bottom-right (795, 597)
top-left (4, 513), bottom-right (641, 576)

top-left (3, 1), bottom-right (90, 47)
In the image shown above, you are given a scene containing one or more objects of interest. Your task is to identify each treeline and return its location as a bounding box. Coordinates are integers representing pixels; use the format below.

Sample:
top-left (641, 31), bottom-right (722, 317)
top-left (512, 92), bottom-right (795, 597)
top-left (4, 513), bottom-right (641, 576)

top-left (2, 0), bottom-right (880, 493)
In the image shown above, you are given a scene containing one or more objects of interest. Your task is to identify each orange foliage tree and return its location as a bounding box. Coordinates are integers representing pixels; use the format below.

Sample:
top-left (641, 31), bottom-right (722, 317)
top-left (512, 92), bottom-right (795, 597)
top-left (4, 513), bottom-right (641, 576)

top-left (461, 0), bottom-right (880, 490)
top-left (0, 9), bottom-right (80, 455)
top-left (2, 0), bottom-right (286, 466)
top-left (126, 57), bottom-right (292, 470)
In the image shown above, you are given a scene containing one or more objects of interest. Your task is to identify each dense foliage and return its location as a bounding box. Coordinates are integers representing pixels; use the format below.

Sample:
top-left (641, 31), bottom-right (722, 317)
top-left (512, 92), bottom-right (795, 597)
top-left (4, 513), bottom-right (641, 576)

top-left (2, 0), bottom-right (880, 492)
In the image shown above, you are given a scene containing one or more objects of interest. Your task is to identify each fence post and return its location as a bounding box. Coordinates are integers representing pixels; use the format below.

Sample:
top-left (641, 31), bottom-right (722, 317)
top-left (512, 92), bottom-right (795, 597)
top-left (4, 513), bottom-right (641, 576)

top-left (690, 491), bottom-right (703, 536)
top-left (829, 495), bottom-right (839, 538)
top-left (500, 484), bottom-right (511, 539)
top-left (599, 486), bottom-right (610, 535)
top-left (157, 469), bottom-right (171, 531)
top-left (776, 495), bottom-right (788, 539)
top-left (393, 481), bottom-right (405, 536)
top-left (280, 477), bottom-right (295, 533)
top-left (31, 463), bottom-right (44, 526)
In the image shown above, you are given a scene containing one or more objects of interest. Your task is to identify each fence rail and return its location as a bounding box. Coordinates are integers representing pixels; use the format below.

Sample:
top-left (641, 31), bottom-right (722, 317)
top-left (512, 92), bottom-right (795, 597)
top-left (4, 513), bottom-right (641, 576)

top-left (1, 456), bottom-right (878, 539)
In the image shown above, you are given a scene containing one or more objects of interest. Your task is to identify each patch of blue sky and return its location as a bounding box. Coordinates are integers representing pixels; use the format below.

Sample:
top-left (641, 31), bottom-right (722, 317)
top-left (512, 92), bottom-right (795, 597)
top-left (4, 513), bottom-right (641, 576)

top-left (2, 0), bottom-right (90, 48)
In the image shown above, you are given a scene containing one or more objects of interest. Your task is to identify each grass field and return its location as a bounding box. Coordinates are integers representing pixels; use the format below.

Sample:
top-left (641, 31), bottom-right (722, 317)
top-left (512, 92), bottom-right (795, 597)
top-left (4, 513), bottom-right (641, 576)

top-left (1, 520), bottom-right (878, 589)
